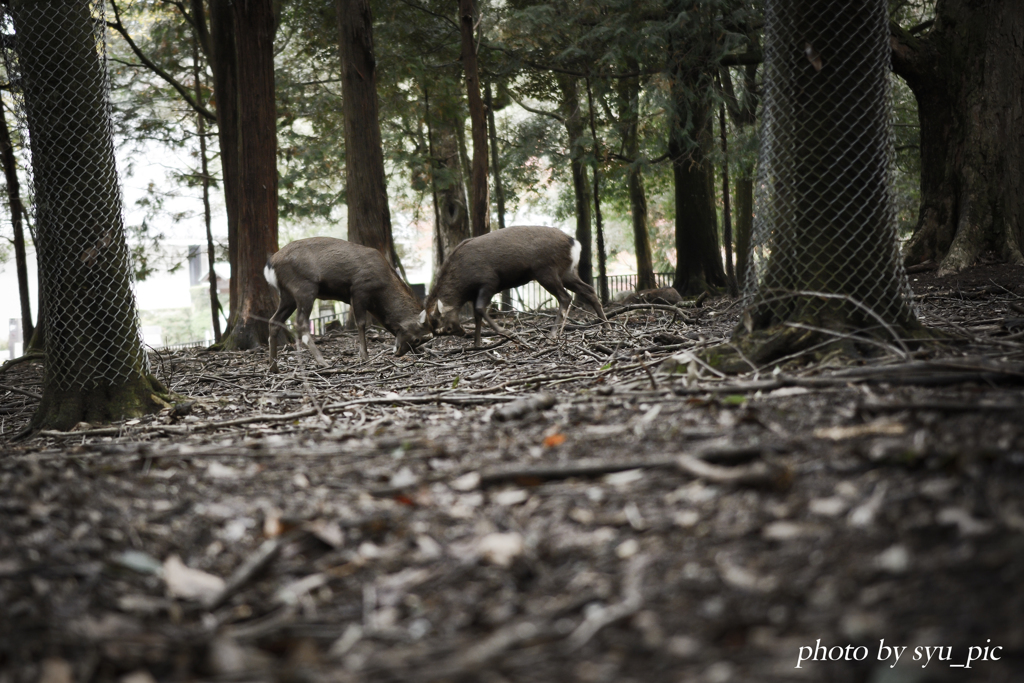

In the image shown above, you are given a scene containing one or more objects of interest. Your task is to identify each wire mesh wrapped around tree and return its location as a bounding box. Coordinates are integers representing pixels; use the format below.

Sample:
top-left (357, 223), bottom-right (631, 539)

top-left (4, 0), bottom-right (158, 429)
top-left (742, 0), bottom-right (919, 337)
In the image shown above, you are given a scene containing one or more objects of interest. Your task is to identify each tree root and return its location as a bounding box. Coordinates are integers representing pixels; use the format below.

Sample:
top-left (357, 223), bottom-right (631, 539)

top-left (0, 350), bottom-right (44, 375)
top-left (701, 319), bottom-right (945, 375)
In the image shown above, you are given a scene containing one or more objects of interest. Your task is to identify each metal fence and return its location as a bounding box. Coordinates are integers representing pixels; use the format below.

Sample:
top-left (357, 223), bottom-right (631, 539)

top-left (4, 0), bottom-right (150, 390)
top-left (743, 0), bottom-right (917, 331)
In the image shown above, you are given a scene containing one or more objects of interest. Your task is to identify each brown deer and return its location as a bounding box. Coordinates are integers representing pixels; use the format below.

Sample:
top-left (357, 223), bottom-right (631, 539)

top-left (264, 237), bottom-right (431, 371)
top-left (618, 286), bottom-right (683, 306)
top-left (425, 226), bottom-right (607, 346)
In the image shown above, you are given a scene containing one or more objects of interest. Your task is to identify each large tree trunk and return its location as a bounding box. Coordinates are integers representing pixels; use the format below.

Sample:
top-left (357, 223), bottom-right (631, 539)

top-left (891, 0), bottom-right (1024, 274)
top-left (617, 73), bottom-right (655, 291)
top-left (459, 0), bottom-right (489, 238)
top-left (207, 0), bottom-right (241, 328)
top-left (558, 75), bottom-right (593, 286)
top-left (669, 68), bottom-right (725, 295)
top-left (13, 0), bottom-right (167, 431)
top-left (0, 101), bottom-right (33, 343)
top-left (743, 0), bottom-right (918, 340)
top-left (336, 0), bottom-right (399, 265)
top-left (221, 0), bottom-right (279, 350)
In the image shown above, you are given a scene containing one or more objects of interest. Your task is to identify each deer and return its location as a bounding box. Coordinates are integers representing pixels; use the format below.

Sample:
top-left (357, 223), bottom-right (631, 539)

top-left (264, 236), bottom-right (432, 371)
top-left (617, 286), bottom-right (683, 306)
top-left (425, 225), bottom-right (607, 347)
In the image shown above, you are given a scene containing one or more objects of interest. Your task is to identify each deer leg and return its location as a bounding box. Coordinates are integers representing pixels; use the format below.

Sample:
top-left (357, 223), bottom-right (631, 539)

top-left (295, 300), bottom-right (328, 367)
top-left (564, 274), bottom-right (608, 327)
top-left (268, 292), bottom-right (296, 373)
top-left (352, 302), bottom-right (370, 362)
top-left (474, 287), bottom-right (501, 347)
top-left (537, 273), bottom-right (573, 338)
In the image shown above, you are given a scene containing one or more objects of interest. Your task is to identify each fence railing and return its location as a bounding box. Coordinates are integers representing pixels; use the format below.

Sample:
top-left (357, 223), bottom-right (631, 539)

top-left (159, 272), bottom-right (677, 349)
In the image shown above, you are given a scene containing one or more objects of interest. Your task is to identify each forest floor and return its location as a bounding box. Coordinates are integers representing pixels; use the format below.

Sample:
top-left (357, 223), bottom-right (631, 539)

top-left (2, 265), bottom-right (1024, 683)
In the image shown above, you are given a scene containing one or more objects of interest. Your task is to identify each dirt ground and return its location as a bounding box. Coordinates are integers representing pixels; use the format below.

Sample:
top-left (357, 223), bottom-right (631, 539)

top-left (3, 265), bottom-right (1024, 683)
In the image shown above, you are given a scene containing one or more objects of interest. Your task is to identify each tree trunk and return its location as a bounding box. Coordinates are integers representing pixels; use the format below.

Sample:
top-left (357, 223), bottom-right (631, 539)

top-left (891, 0), bottom-right (1024, 274)
top-left (459, 0), bottom-right (489, 238)
top-left (617, 73), bottom-right (655, 291)
top-left (221, 0), bottom-right (279, 350)
top-left (486, 83), bottom-right (512, 311)
top-left (193, 32), bottom-right (221, 344)
top-left (13, 0), bottom-right (167, 431)
top-left (559, 75), bottom-right (592, 286)
top-left (207, 0), bottom-right (240, 328)
top-left (735, 175), bottom-right (753, 289)
top-left (585, 79), bottom-right (608, 304)
top-left (429, 102), bottom-right (470, 274)
top-left (744, 0), bottom-right (918, 336)
top-left (723, 55), bottom-right (759, 289)
top-left (719, 101), bottom-right (738, 297)
top-left (669, 68), bottom-right (725, 295)
top-left (0, 101), bottom-right (33, 343)
top-left (336, 0), bottom-right (399, 265)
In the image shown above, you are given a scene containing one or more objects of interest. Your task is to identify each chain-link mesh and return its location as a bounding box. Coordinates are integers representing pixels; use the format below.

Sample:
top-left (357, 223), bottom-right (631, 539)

top-left (743, 0), bottom-right (917, 332)
top-left (3, 0), bottom-right (149, 392)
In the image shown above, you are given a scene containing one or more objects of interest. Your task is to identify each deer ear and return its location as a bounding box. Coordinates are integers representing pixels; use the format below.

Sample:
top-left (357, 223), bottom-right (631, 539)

top-left (418, 310), bottom-right (427, 325)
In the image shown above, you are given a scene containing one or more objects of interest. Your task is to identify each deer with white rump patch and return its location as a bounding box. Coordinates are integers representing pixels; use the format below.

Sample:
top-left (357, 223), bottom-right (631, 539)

top-left (264, 236), bottom-right (432, 371)
top-left (425, 225), bottom-right (607, 346)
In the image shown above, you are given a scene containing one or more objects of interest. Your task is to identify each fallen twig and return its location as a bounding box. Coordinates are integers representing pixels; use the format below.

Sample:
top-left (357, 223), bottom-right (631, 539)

top-left (205, 528), bottom-right (306, 610)
top-left (565, 553), bottom-right (649, 651)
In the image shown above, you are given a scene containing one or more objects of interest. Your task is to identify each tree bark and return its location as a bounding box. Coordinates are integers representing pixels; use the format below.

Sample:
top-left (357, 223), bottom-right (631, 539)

top-left (221, 0), bottom-right (279, 350)
top-left (558, 75), bottom-right (592, 286)
top-left (207, 0), bottom-right (241, 328)
top-left (0, 101), bottom-right (33, 343)
top-left (891, 0), bottom-right (1024, 274)
top-left (669, 66), bottom-right (725, 295)
top-left (13, 0), bottom-right (167, 431)
top-left (336, 0), bottom-right (399, 265)
top-left (459, 0), bottom-right (490, 238)
top-left (617, 72), bottom-right (655, 291)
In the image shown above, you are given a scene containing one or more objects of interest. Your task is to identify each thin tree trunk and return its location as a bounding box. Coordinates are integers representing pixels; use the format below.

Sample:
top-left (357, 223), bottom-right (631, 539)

top-left (585, 79), bottom-right (609, 304)
top-left (722, 56), bottom-right (759, 289)
top-left (429, 100), bottom-right (470, 274)
top-left (0, 101), bottom-right (33, 343)
top-left (459, 0), bottom-right (489, 237)
top-left (617, 72), bottom-right (655, 292)
top-left (486, 83), bottom-right (512, 310)
top-left (719, 100), bottom-right (738, 297)
top-left (207, 0), bottom-right (240, 330)
top-left (336, 0), bottom-right (399, 265)
top-left (559, 75), bottom-right (592, 286)
top-left (222, 0), bottom-right (279, 350)
top-left (193, 32), bottom-right (221, 343)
